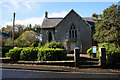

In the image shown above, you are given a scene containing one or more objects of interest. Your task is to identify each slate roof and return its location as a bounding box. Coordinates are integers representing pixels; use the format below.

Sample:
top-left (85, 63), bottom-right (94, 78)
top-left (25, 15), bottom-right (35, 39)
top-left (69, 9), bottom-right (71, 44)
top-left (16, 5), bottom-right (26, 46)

top-left (41, 18), bottom-right (63, 28)
top-left (41, 11), bottom-right (95, 28)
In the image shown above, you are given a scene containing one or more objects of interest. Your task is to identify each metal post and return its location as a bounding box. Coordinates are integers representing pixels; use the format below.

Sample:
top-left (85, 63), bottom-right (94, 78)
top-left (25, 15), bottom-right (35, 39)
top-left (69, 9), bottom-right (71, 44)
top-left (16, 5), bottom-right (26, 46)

top-left (12, 13), bottom-right (15, 48)
top-left (74, 47), bottom-right (80, 68)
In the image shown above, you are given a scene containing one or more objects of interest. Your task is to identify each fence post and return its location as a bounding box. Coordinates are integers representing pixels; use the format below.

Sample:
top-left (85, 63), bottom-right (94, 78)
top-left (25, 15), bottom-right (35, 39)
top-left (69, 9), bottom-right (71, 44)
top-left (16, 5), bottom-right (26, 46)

top-left (74, 47), bottom-right (80, 68)
top-left (99, 47), bottom-right (106, 68)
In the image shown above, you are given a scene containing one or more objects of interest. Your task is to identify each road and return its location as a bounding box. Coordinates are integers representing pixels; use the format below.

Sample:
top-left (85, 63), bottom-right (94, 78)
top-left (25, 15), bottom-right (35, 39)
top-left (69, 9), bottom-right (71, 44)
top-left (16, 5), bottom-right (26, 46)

top-left (1, 69), bottom-right (120, 79)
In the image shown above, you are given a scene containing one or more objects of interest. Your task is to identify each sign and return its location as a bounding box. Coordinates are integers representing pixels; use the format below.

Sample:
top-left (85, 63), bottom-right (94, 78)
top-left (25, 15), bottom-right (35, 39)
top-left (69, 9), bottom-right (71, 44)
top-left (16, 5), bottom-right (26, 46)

top-left (92, 46), bottom-right (97, 53)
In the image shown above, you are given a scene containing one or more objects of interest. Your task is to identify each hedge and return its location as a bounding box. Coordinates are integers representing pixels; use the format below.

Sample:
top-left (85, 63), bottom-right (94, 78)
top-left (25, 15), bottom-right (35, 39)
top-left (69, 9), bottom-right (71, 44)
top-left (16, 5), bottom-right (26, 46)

top-left (20, 48), bottom-right (38, 61)
top-left (44, 41), bottom-right (64, 49)
top-left (2, 46), bottom-right (13, 57)
top-left (37, 48), bottom-right (67, 61)
top-left (5, 41), bottom-right (66, 61)
top-left (6, 48), bottom-right (23, 60)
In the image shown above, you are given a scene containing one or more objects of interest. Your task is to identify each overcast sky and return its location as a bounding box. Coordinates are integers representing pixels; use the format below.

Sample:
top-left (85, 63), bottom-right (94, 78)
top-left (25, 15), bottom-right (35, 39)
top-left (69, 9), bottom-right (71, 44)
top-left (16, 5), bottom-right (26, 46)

top-left (0, 0), bottom-right (119, 29)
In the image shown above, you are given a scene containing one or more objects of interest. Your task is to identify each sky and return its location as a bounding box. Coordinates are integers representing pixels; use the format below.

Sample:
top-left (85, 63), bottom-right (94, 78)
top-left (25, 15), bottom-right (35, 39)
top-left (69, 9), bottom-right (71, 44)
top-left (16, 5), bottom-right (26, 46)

top-left (0, 0), bottom-right (120, 29)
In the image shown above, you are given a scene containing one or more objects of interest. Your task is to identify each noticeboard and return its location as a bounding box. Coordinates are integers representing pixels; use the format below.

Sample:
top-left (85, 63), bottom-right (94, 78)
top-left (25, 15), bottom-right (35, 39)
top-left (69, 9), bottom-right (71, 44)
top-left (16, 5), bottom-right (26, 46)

top-left (92, 46), bottom-right (97, 53)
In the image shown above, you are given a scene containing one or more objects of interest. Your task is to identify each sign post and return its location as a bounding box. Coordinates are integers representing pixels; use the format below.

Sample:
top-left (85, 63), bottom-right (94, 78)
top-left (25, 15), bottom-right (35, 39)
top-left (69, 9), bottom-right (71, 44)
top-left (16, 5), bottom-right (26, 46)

top-left (92, 46), bottom-right (97, 57)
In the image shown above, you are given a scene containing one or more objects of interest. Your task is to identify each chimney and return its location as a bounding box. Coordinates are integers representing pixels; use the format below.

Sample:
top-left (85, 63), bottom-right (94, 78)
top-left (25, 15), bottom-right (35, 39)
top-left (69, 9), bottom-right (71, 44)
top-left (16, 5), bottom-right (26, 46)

top-left (45, 11), bottom-right (48, 18)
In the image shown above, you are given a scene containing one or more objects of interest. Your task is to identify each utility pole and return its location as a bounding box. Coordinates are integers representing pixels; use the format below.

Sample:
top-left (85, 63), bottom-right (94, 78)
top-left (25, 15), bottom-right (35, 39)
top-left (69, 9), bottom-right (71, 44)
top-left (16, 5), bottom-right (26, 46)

top-left (12, 12), bottom-right (15, 48)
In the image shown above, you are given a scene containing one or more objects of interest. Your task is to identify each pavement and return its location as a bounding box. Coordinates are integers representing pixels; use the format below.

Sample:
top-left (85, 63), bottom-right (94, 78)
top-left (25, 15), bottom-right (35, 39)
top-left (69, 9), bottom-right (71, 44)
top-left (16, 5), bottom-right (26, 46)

top-left (1, 63), bottom-right (120, 73)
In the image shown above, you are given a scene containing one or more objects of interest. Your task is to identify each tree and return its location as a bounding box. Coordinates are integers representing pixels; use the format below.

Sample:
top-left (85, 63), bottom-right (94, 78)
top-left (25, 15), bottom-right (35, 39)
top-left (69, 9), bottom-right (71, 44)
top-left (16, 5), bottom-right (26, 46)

top-left (2, 24), bottom-right (24, 39)
top-left (93, 4), bottom-right (120, 45)
top-left (14, 37), bottom-right (30, 47)
top-left (5, 38), bottom-right (12, 46)
top-left (20, 31), bottom-right (39, 44)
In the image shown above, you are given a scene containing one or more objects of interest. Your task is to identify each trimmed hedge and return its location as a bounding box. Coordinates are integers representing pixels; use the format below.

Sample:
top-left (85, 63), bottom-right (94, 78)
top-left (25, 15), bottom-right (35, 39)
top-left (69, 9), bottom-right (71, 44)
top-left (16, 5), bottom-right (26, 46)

top-left (44, 41), bottom-right (64, 49)
top-left (5, 41), bottom-right (67, 61)
top-left (37, 48), bottom-right (67, 61)
top-left (2, 46), bottom-right (13, 57)
top-left (20, 48), bottom-right (38, 61)
top-left (6, 48), bottom-right (23, 60)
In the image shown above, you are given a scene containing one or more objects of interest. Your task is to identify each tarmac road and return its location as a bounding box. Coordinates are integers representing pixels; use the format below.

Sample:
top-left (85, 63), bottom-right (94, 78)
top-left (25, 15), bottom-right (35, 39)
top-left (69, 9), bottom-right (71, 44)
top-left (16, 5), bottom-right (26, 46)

top-left (1, 69), bottom-right (120, 79)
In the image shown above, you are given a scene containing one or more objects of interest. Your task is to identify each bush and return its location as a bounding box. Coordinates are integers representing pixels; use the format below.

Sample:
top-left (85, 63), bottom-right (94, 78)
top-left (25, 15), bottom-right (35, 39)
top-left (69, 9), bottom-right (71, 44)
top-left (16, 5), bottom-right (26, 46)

top-left (87, 48), bottom-right (92, 56)
top-left (37, 48), bottom-right (67, 61)
top-left (20, 48), bottom-right (38, 61)
top-left (98, 43), bottom-right (120, 63)
top-left (38, 42), bottom-right (42, 48)
top-left (2, 46), bottom-right (13, 57)
top-left (44, 41), bottom-right (64, 49)
top-left (6, 48), bottom-right (23, 60)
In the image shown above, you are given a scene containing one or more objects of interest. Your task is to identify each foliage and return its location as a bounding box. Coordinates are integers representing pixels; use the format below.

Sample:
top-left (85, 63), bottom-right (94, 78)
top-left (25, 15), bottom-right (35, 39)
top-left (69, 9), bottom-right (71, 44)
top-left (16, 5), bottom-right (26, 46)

top-left (98, 43), bottom-right (120, 55)
top-left (87, 43), bottom-right (120, 63)
top-left (14, 37), bottom-right (31, 47)
top-left (2, 24), bottom-right (24, 39)
top-left (93, 4), bottom-right (120, 45)
top-left (37, 48), bottom-right (67, 61)
top-left (2, 46), bottom-right (13, 57)
top-left (6, 48), bottom-right (23, 60)
top-left (20, 31), bottom-right (39, 44)
top-left (44, 41), bottom-right (64, 49)
top-left (20, 48), bottom-right (38, 61)
top-left (87, 48), bottom-right (92, 56)
top-left (4, 38), bottom-right (12, 46)
top-left (38, 42), bottom-right (42, 48)
top-left (98, 43), bottom-right (120, 63)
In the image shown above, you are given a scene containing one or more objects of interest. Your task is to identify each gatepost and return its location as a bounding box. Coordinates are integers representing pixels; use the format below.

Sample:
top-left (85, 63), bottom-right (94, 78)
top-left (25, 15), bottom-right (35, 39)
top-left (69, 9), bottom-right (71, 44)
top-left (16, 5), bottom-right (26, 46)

top-left (99, 47), bottom-right (106, 68)
top-left (74, 47), bottom-right (80, 68)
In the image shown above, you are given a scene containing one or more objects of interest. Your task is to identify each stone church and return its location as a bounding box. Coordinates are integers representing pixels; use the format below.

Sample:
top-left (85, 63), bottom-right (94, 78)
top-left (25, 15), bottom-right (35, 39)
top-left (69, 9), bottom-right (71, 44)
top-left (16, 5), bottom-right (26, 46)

top-left (41, 9), bottom-right (95, 53)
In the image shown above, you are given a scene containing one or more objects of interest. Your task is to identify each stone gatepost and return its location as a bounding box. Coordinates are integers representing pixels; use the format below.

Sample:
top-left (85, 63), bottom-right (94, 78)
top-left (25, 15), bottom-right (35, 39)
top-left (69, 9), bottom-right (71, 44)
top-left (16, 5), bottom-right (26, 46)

top-left (74, 47), bottom-right (80, 67)
top-left (99, 47), bottom-right (106, 68)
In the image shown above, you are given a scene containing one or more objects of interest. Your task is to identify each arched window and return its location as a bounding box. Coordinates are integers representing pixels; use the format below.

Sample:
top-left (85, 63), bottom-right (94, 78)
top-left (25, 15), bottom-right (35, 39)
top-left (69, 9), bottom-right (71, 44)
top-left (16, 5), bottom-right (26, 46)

top-left (48, 32), bottom-right (52, 42)
top-left (69, 25), bottom-right (77, 38)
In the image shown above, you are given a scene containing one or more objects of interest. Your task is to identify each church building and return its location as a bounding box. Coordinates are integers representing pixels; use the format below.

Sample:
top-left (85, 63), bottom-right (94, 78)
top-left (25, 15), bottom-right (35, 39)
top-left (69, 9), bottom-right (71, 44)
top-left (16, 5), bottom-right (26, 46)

top-left (41, 9), bottom-right (95, 53)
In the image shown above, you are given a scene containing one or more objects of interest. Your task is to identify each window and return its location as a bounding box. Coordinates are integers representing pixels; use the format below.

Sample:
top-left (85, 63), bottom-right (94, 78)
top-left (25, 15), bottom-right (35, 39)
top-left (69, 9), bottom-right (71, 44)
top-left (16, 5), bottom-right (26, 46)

top-left (69, 25), bottom-right (77, 38)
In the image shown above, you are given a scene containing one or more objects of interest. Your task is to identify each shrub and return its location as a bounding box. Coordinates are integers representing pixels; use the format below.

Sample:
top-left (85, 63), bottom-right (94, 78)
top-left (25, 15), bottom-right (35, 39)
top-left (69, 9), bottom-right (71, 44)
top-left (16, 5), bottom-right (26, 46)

top-left (2, 46), bottom-right (13, 57)
top-left (44, 41), bottom-right (64, 49)
top-left (20, 48), bottom-right (38, 61)
top-left (98, 43), bottom-right (120, 63)
top-left (37, 48), bottom-right (67, 61)
top-left (6, 48), bottom-right (23, 60)
top-left (38, 42), bottom-right (42, 48)
top-left (87, 48), bottom-right (92, 56)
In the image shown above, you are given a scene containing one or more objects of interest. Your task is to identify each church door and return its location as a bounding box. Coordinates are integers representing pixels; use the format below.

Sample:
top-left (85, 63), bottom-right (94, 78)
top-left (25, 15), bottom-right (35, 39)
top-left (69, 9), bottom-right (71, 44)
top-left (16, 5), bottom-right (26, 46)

top-left (48, 32), bottom-right (52, 42)
top-left (70, 42), bottom-right (77, 51)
